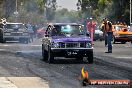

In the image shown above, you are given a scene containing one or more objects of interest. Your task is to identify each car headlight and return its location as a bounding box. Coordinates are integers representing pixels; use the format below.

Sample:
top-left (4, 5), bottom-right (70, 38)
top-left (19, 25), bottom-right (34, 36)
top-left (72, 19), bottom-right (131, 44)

top-left (52, 42), bottom-right (59, 48)
top-left (4, 33), bottom-right (11, 35)
top-left (86, 42), bottom-right (92, 48)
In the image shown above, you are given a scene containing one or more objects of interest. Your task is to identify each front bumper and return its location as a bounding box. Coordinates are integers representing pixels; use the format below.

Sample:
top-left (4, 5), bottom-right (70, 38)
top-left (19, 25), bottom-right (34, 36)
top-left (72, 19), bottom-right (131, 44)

top-left (115, 37), bottom-right (132, 41)
top-left (3, 36), bottom-right (30, 40)
top-left (51, 48), bottom-right (93, 57)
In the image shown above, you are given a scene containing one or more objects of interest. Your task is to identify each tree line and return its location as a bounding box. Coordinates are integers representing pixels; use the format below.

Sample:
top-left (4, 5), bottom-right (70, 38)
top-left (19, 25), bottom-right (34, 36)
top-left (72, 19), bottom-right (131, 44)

top-left (80, 0), bottom-right (130, 24)
top-left (0, 0), bottom-right (130, 25)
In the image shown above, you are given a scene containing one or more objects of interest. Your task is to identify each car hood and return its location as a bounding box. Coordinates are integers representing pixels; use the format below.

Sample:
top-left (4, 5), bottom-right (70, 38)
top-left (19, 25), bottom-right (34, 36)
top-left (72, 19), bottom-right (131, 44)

top-left (51, 35), bottom-right (91, 42)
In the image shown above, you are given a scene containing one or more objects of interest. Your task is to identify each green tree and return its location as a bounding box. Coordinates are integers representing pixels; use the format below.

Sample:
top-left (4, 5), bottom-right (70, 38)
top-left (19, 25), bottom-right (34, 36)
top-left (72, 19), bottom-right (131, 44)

top-left (36, 0), bottom-right (57, 22)
top-left (80, 0), bottom-right (130, 24)
top-left (109, 0), bottom-right (129, 24)
top-left (54, 8), bottom-right (80, 23)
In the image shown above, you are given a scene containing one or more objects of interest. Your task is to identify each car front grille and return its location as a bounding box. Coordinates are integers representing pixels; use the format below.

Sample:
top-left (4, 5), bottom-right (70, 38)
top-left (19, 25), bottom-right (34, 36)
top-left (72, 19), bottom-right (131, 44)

top-left (11, 33), bottom-right (22, 36)
top-left (59, 42), bottom-right (86, 48)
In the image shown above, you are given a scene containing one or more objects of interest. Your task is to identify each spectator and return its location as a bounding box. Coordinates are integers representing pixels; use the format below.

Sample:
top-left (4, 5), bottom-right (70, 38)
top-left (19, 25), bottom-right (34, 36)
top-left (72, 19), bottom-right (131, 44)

top-left (102, 18), bottom-right (113, 53)
top-left (26, 23), bottom-right (34, 42)
top-left (87, 18), bottom-right (96, 45)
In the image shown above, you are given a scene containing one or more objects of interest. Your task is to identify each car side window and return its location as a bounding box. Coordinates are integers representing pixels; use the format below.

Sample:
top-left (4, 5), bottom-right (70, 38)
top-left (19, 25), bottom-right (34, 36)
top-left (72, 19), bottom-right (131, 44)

top-left (52, 27), bottom-right (58, 35)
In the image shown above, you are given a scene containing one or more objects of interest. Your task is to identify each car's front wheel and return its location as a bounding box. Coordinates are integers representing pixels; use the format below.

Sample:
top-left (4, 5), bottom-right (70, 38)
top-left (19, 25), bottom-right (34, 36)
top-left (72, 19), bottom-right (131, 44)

top-left (113, 37), bottom-right (116, 44)
top-left (42, 44), bottom-right (48, 61)
top-left (121, 41), bottom-right (126, 44)
top-left (19, 38), bottom-right (28, 44)
top-left (76, 57), bottom-right (83, 61)
top-left (48, 48), bottom-right (54, 63)
top-left (87, 51), bottom-right (93, 64)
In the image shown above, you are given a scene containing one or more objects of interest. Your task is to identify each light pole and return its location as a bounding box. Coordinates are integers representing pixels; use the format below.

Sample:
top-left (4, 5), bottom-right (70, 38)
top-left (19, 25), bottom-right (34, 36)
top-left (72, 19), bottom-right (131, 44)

top-left (86, 6), bottom-right (92, 18)
top-left (130, 0), bottom-right (131, 24)
top-left (14, 0), bottom-right (18, 22)
top-left (16, 0), bottom-right (17, 13)
top-left (20, 2), bottom-right (24, 23)
top-left (14, 0), bottom-right (18, 15)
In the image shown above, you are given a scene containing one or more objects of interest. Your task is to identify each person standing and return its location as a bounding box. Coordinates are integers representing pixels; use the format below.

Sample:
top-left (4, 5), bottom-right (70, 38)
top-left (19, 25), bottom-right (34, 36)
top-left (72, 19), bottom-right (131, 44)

top-left (102, 18), bottom-right (113, 53)
top-left (32, 23), bottom-right (37, 38)
top-left (87, 18), bottom-right (96, 45)
top-left (26, 23), bottom-right (34, 43)
top-left (101, 22), bottom-right (107, 46)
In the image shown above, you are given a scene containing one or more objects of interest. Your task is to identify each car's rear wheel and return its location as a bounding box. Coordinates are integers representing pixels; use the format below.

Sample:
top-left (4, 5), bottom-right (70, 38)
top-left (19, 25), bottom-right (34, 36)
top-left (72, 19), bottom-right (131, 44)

top-left (25, 39), bottom-right (29, 44)
top-left (0, 34), bottom-right (6, 43)
top-left (19, 38), bottom-right (28, 44)
top-left (87, 51), bottom-right (93, 64)
top-left (99, 39), bottom-right (103, 41)
top-left (0, 32), bottom-right (3, 43)
top-left (1, 38), bottom-right (6, 43)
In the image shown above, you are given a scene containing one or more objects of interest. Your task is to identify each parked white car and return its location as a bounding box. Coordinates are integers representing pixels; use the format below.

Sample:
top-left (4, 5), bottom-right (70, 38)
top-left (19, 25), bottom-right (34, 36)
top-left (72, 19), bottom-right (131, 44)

top-left (94, 27), bottom-right (104, 41)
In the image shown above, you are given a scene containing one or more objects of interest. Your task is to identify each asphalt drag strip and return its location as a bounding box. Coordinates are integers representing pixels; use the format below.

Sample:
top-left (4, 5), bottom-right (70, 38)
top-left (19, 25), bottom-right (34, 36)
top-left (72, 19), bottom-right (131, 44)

top-left (16, 50), bottom-right (131, 88)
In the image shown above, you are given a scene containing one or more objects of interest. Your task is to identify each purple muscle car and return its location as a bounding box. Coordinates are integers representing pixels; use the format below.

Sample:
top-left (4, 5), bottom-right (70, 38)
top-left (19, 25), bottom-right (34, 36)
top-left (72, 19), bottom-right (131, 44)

top-left (42, 23), bottom-right (93, 63)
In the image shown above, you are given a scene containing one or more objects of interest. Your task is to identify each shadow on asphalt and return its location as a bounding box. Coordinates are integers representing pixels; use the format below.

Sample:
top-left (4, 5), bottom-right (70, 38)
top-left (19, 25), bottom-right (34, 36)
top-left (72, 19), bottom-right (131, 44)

top-left (0, 41), bottom-right (30, 44)
top-left (16, 51), bottom-right (91, 64)
top-left (41, 58), bottom-right (90, 64)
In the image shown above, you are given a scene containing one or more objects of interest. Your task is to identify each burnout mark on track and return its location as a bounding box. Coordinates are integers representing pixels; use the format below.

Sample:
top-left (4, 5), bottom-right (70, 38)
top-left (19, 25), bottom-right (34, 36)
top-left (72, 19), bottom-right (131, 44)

top-left (2, 44), bottom-right (41, 47)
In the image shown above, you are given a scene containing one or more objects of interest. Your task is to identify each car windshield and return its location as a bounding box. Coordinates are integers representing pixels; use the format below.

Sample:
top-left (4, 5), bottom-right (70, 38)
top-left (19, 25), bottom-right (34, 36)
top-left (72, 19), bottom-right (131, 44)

top-left (4, 24), bottom-right (25, 29)
top-left (115, 26), bottom-right (127, 30)
top-left (51, 25), bottom-right (83, 36)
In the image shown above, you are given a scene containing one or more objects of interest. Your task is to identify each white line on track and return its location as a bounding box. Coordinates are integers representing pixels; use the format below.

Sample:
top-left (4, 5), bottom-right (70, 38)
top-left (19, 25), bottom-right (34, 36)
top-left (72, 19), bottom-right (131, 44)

top-left (115, 56), bottom-right (132, 59)
top-left (124, 45), bottom-right (132, 48)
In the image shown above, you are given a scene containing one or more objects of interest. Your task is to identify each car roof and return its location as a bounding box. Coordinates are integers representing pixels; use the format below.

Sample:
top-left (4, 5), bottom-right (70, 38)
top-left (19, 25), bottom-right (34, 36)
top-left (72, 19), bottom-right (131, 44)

top-left (6, 22), bottom-right (23, 25)
top-left (48, 23), bottom-right (82, 26)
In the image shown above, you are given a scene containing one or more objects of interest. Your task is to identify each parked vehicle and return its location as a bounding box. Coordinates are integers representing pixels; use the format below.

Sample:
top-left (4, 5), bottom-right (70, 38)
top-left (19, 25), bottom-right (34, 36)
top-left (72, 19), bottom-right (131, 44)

top-left (112, 24), bottom-right (132, 44)
top-left (37, 27), bottom-right (46, 38)
top-left (94, 27), bottom-right (104, 41)
top-left (0, 22), bottom-right (30, 43)
top-left (42, 23), bottom-right (93, 63)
